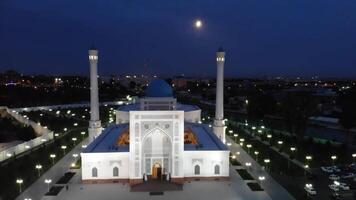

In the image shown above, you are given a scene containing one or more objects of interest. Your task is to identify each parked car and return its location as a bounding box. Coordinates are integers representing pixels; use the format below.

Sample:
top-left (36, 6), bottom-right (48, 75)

top-left (304, 185), bottom-right (317, 196)
top-left (339, 182), bottom-right (350, 191)
top-left (329, 174), bottom-right (340, 181)
top-left (331, 192), bottom-right (341, 200)
top-left (330, 166), bottom-right (341, 172)
top-left (329, 184), bottom-right (339, 192)
top-left (341, 173), bottom-right (355, 179)
top-left (321, 166), bottom-right (334, 173)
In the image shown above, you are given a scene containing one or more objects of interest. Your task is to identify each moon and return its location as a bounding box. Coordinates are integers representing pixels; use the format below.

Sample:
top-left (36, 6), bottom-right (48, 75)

top-left (195, 20), bottom-right (202, 28)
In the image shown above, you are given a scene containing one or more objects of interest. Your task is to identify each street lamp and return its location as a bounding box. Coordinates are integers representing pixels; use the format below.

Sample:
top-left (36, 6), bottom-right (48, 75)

top-left (264, 159), bottom-right (270, 172)
top-left (305, 155), bottom-right (312, 166)
top-left (304, 164), bottom-right (309, 177)
top-left (331, 155), bottom-right (337, 166)
top-left (61, 145), bottom-right (67, 155)
top-left (245, 162), bottom-right (252, 170)
top-left (254, 151), bottom-right (259, 162)
top-left (82, 145), bottom-right (87, 149)
top-left (44, 179), bottom-right (52, 192)
top-left (72, 137), bottom-right (77, 146)
top-left (16, 179), bottom-right (23, 193)
top-left (72, 153), bottom-right (79, 158)
top-left (246, 144), bottom-right (252, 154)
top-left (81, 131), bottom-right (86, 139)
top-left (251, 126), bottom-right (256, 136)
top-left (233, 134), bottom-right (238, 142)
top-left (50, 154), bottom-right (56, 165)
top-left (267, 134), bottom-right (272, 145)
top-left (258, 176), bottom-right (265, 185)
top-left (352, 153), bottom-right (356, 163)
top-left (35, 164), bottom-right (42, 177)
top-left (277, 140), bottom-right (283, 145)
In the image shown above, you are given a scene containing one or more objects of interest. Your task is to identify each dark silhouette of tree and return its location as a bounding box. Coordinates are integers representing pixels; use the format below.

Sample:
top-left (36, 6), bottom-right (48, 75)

top-left (247, 93), bottom-right (277, 121)
top-left (279, 91), bottom-right (318, 139)
top-left (339, 87), bottom-right (356, 129)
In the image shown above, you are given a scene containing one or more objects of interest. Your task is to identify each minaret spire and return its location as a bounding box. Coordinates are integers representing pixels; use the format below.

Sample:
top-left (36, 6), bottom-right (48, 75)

top-left (213, 47), bottom-right (226, 143)
top-left (88, 47), bottom-right (102, 142)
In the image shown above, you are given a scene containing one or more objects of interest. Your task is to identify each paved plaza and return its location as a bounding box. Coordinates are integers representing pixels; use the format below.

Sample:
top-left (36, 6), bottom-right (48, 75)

top-left (54, 168), bottom-right (271, 200)
top-left (16, 137), bottom-right (296, 200)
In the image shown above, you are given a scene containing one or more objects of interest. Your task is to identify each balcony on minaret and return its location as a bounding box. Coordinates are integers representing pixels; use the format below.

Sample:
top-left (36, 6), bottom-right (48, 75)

top-left (89, 55), bottom-right (98, 61)
top-left (216, 57), bottom-right (225, 62)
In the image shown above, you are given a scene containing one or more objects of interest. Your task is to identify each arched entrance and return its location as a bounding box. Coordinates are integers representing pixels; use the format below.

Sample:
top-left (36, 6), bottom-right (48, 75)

top-left (142, 127), bottom-right (172, 180)
top-left (151, 163), bottom-right (162, 179)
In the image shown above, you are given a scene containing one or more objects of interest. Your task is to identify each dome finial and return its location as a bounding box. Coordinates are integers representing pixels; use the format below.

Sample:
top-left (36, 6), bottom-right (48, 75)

top-left (217, 46), bottom-right (224, 52)
top-left (89, 45), bottom-right (97, 51)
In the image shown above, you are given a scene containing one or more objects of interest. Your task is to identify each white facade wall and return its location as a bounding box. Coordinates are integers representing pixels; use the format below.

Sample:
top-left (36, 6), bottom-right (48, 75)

top-left (116, 111), bottom-right (129, 124)
top-left (184, 110), bottom-right (201, 123)
top-left (116, 109), bottom-right (201, 124)
top-left (183, 150), bottom-right (229, 177)
top-left (81, 152), bottom-right (130, 180)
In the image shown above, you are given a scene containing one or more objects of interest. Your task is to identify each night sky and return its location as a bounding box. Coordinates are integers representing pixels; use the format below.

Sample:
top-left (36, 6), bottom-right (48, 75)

top-left (1, 0), bottom-right (356, 77)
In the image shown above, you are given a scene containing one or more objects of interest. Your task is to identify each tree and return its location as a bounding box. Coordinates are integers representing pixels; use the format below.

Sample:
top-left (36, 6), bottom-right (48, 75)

top-left (247, 93), bottom-right (277, 122)
top-left (279, 91), bottom-right (318, 139)
top-left (339, 87), bottom-right (356, 129)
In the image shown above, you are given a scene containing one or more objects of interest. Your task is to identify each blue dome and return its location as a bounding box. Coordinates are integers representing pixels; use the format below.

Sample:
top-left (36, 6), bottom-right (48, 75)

top-left (145, 79), bottom-right (173, 97)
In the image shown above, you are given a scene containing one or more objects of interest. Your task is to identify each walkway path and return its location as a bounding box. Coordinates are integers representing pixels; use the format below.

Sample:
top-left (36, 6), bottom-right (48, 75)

top-left (15, 138), bottom-right (88, 200)
top-left (227, 136), bottom-right (296, 200)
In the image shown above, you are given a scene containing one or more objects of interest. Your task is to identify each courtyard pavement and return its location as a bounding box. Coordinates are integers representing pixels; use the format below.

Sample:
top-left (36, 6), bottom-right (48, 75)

top-left (55, 167), bottom-right (271, 200)
top-left (17, 136), bottom-right (294, 200)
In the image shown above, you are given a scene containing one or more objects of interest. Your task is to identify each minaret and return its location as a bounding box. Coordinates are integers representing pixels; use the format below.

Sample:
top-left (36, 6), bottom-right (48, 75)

top-left (88, 47), bottom-right (102, 142)
top-left (213, 47), bottom-right (226, 143)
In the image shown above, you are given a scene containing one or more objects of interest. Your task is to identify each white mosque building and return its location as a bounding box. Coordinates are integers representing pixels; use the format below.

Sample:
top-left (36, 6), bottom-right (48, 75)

top-left (81, 47), bottom-right (229, 185)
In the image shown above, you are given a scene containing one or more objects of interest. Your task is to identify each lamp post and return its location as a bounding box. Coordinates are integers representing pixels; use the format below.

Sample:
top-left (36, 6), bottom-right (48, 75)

top-left (267, 134), bottom-right (272, 145)
top-left (50, 154), bottom-right (56, 165)
top-left (61, 145), bottom-right (67, 155)
top-left (304, 164), bottom-right (309, 177)
top-left (245, 162), bottom-right (252, 171)
top-left (72, 137), bottom-right (77, 146)
top-left (16, 179), bottom-right (23, 193)
top-left (239, 138), bottom-right (244, 147)
top-left (277, 140), bottom-right (283, 150)
top-left (246, 144), bottom-right (252, 154)
top-left (288, 147), bottom-right (296, 171)
top-left (81, 131), bottom-right (86, 140)
top-left (44, 179), bottom-right (52, 192)
top-left (233, 134), bottom-right (238, 143)
top-left (35, 164), bottom-right (42, 177)
top-left (352, 154), bottom-right (356, 163)
top-left (254, 151), bottom-right (259, 162)
top-left (251, 126), bottom-right (256, 136)
top-left (264, 159), bottom-right (270, 172)
top-left (305, 155), bottom-right (312, 166)
top-left (331, 155), bottom-right (337, 166)
top-left (258, 176), bottom-right (265, 185)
